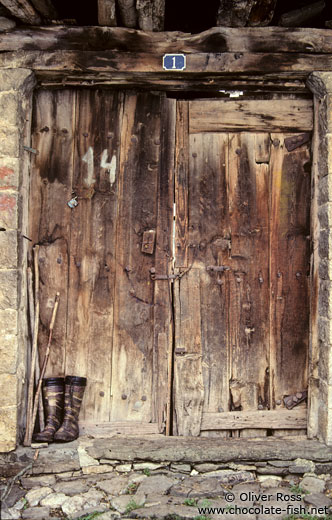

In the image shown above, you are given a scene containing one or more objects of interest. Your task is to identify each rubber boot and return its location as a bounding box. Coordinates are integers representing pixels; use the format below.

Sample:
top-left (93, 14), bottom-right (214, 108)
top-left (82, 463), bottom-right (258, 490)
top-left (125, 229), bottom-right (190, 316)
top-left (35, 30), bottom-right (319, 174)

top-left (33, 377), bottom-right (64, 443)
top-left (54, 376), bottom-right (87, 442)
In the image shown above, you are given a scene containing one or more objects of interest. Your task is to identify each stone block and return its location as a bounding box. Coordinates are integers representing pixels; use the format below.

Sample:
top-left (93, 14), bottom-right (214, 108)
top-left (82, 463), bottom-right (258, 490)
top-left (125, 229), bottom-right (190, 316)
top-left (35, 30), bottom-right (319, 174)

top-left (0, 374), bottom-right (17, 406)
top-left (0, 406), bottom-right (17, 452)
top-left (0, 309), bottom-right (17, 335)
top-left (0, 92), bottom-right (21, 127)
top-left (0, 157), bottom-right (19, 188)
top-left (0, 127), bottom-right (20, 158)
top-left (0, 192), bottom-right (17, 228)
top-left (318, 174), bottom-right (332, 204)
top-left (318, 230), bottom-right (332, 259)
top-left (318, 202), bottom-right (332, 230)
top-left (0, 230), bottom-right (17, 268)
top-left (318, 258), bottom-right (332, 280)
top-left (318, 280), bottom-right (332, 318)
top-left (0, 70), bottom-right (36, 94)
top-left (318, 340), bottom-right (332, 384)
top-left (0, 270), bottom-right (18, 309)
top-left (25, 487), bottom-right (53, 507)
top-left (0, 334), bottom-right (18, 374)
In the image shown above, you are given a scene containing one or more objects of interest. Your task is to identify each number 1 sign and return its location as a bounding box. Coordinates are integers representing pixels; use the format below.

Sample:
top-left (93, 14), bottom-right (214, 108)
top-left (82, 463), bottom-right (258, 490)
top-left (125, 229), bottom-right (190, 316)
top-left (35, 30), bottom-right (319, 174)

top-left (163, 54), bottom-right (186, 71)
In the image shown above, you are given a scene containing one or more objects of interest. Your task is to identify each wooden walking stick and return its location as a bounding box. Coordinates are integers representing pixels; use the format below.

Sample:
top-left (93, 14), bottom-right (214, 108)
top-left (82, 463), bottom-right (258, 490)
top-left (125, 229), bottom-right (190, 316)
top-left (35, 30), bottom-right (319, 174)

top-left (24, 246), bottom-right (40, 447)
top-left (31, 292), bottom-right (60, 440)
top-left (27, 267), bottom-right (44, 432)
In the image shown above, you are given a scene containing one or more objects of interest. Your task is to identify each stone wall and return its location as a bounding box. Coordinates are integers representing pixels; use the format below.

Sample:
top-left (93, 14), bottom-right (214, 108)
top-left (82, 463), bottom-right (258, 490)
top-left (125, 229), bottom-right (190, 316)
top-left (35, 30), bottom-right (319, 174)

top-left (307, 72), bottom-right (332, 445)
top-left (0, 69), bottom-right (36, 452)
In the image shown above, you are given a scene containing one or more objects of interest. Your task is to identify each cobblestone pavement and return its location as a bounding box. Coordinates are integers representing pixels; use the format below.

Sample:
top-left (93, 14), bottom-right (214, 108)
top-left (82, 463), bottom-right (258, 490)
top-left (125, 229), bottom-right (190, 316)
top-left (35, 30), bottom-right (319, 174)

top-left (2, 464), bottom-right (332, 519)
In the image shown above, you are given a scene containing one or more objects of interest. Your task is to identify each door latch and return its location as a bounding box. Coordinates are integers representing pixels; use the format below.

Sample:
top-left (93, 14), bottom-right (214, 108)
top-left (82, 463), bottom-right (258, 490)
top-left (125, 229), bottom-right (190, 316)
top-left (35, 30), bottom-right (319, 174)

top-left (149, 267), bottom-right (178, 280)
top-left (206, 265), bottom-right (230, 272)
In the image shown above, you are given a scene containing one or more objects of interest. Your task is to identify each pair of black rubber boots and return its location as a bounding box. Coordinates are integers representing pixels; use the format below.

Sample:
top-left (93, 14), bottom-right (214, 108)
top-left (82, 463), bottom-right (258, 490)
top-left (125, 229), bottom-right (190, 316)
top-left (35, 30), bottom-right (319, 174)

top-left (33, 376), bottom-right (87, 443)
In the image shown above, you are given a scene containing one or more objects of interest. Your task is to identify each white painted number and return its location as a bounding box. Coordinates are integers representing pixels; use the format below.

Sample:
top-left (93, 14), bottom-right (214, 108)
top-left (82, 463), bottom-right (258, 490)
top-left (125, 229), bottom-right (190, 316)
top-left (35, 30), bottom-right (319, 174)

top-left (172, 56), bottom-right (176, 69)
top-left (82, 146), bottom-right (95, 187)
top-left (82, 147), bottom-right (117, 187)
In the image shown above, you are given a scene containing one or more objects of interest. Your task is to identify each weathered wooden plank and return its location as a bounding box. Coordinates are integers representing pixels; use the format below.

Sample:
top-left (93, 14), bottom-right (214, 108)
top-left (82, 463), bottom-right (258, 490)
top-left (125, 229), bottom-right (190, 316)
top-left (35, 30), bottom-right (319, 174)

top-left (174, 101), bottom-right (189, 269)
top-left (2, 26), bottom-right (332, 54)
top-left (269, 133), bottom-right (310, 409)
top-left (187, 133), bottom-right (230, 439)
top-left (80, 421), bottom-right (160, 437)
top-left (39, 73), bottom-right (308, 93)
top-left (0, 0), bottom-right (41, 24)
top-left (86, 436), bottom-right (332, 463)
top-left (1, 50), bottom-right (332, 77)
top-left (201, 408), bottom-right (307, 430)
top-left (227, 133), bottom-right (270, 438)
top-left (98, 0), bottom-right (117, 26)
top-left (152, 0), bottom-right (165, 31)
top-left (37, 241), bottom-right (68, 377)
top-left (173, 269), bottom-right (204, 436)
top-left (65, 90), bottom-right (122, 422)
top-left (255, 133), bottom-right (271, 163)
top-left (189, 99), bottom-right (313, 133)
top-left (110, 92), bottom-right (161, 423)
top-left (153, 96), bottom-right (175, 433)
top-left (29, 90), bottom-right (76, 378)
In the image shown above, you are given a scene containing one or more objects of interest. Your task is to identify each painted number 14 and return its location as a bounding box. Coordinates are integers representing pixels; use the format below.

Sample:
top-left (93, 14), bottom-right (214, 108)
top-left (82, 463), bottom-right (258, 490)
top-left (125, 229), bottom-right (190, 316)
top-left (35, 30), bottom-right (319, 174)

top-left (82, 146), bottom-right (117, 187)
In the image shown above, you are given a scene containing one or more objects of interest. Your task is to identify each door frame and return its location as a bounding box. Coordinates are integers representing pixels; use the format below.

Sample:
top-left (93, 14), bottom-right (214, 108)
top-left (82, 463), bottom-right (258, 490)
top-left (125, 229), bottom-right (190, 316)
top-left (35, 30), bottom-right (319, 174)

top-left (1, 34), bottom-right (332, 448)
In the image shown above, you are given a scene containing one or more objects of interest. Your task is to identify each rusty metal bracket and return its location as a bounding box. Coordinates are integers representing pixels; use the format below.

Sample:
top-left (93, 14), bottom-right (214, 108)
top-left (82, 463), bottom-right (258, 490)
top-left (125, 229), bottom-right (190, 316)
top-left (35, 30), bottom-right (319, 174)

top-left (206, 265), bottom-right (230, 272)
top-left (149, 268), bottom-right (178, 280)
top-left (283, 390), bottom-right (307, 409)
top-left (284, 133), bottom-right (310, 152)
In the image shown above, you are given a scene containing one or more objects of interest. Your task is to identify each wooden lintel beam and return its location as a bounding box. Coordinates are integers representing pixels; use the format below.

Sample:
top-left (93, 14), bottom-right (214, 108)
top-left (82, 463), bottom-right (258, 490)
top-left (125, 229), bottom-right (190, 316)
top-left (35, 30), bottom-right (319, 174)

top-left (1, 49), bottom-right (332, 76)
top-left (1, 26), bottom-right (332, 54)
top-left (0, 0), bottom-right (41, 24)
top-left (201, 409), bottom-right (307, 430)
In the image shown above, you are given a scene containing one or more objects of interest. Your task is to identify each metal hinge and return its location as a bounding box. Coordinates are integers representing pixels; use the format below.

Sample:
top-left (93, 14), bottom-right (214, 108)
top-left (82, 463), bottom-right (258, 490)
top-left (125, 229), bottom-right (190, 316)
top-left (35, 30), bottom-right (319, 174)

top-left (284, 133), bottom-right (310, 152)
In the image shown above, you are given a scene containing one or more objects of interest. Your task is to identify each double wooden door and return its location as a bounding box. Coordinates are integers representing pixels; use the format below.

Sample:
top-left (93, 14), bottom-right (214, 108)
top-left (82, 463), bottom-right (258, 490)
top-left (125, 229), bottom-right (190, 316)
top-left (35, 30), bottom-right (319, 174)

top-left (30, 89), bottom-right (312, 436)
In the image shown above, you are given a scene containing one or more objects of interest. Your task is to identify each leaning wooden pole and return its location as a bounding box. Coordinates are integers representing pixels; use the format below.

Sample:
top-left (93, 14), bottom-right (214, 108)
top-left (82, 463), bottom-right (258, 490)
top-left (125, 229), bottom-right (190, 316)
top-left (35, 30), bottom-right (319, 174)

top-left (24, 245), bottom-right (40, 446)
top-left (31, 292), bottom-right (60, 439)
top-left (27, 267), bottom-right (44, 432)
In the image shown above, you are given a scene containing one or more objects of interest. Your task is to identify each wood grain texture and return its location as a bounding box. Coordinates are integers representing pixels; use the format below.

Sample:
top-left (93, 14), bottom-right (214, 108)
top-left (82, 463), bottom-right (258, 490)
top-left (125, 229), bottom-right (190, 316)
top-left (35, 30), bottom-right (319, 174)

top-left (227, 133), bottom-right (270, 438)
top-left (269, 133), bottom-right (310, 408)
top-left (189, 99), bottom-right (313, 133)
top-left (30, 0), bottom-right (58, 19)
top-left (187, 133), bottom-right (230, 438)
top-left (110, 92), bottom-right (162, 423)
top-left (153, 96), bottom-right (176, 432)
top-left (1, 26), bottom-right (332, 54)
top-left (2, 50), bottom-right (332, 78)
top-left (29, 89), bottom-right (76, 379)
top-left (201, 408), bottom-right (306, 430)
top-left (65, 90), bottom-right (123, 422)
top-left (174, 101), bottom-right (189, 269)
top-left (173, 269), bottom-right (204, 436)
top-left (98, 0), bottom-right (117, 26)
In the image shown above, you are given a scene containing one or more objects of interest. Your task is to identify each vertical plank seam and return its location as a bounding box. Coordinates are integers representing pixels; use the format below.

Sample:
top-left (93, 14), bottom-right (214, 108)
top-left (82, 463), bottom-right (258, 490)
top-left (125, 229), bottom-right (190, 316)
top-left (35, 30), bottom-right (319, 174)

top-left (110, 91), bottom-right (126, 422)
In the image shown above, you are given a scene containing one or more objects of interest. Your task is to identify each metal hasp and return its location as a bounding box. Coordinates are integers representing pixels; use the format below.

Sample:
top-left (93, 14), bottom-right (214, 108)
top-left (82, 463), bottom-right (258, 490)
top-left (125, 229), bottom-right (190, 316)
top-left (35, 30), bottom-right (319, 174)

top-left (283, 390), bottom-right (308, 409)
top-left (284, 133), bottom-right (310, 152)
top-left (206, 265), bottom-right (230, 272)
top-left (141, 229), bottom-right (156, 254)
top-left (149, 267), bottom-right (178, 280)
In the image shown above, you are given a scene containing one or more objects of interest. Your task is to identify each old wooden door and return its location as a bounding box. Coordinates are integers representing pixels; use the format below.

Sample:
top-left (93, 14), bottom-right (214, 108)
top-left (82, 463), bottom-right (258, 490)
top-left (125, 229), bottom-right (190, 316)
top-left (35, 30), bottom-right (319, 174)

top-left (29, 89), bottom-right (175, 433)
top-left (172, 98), bottom-right (312, 437)
top-left (29, 90), bottom-right (312, 436)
